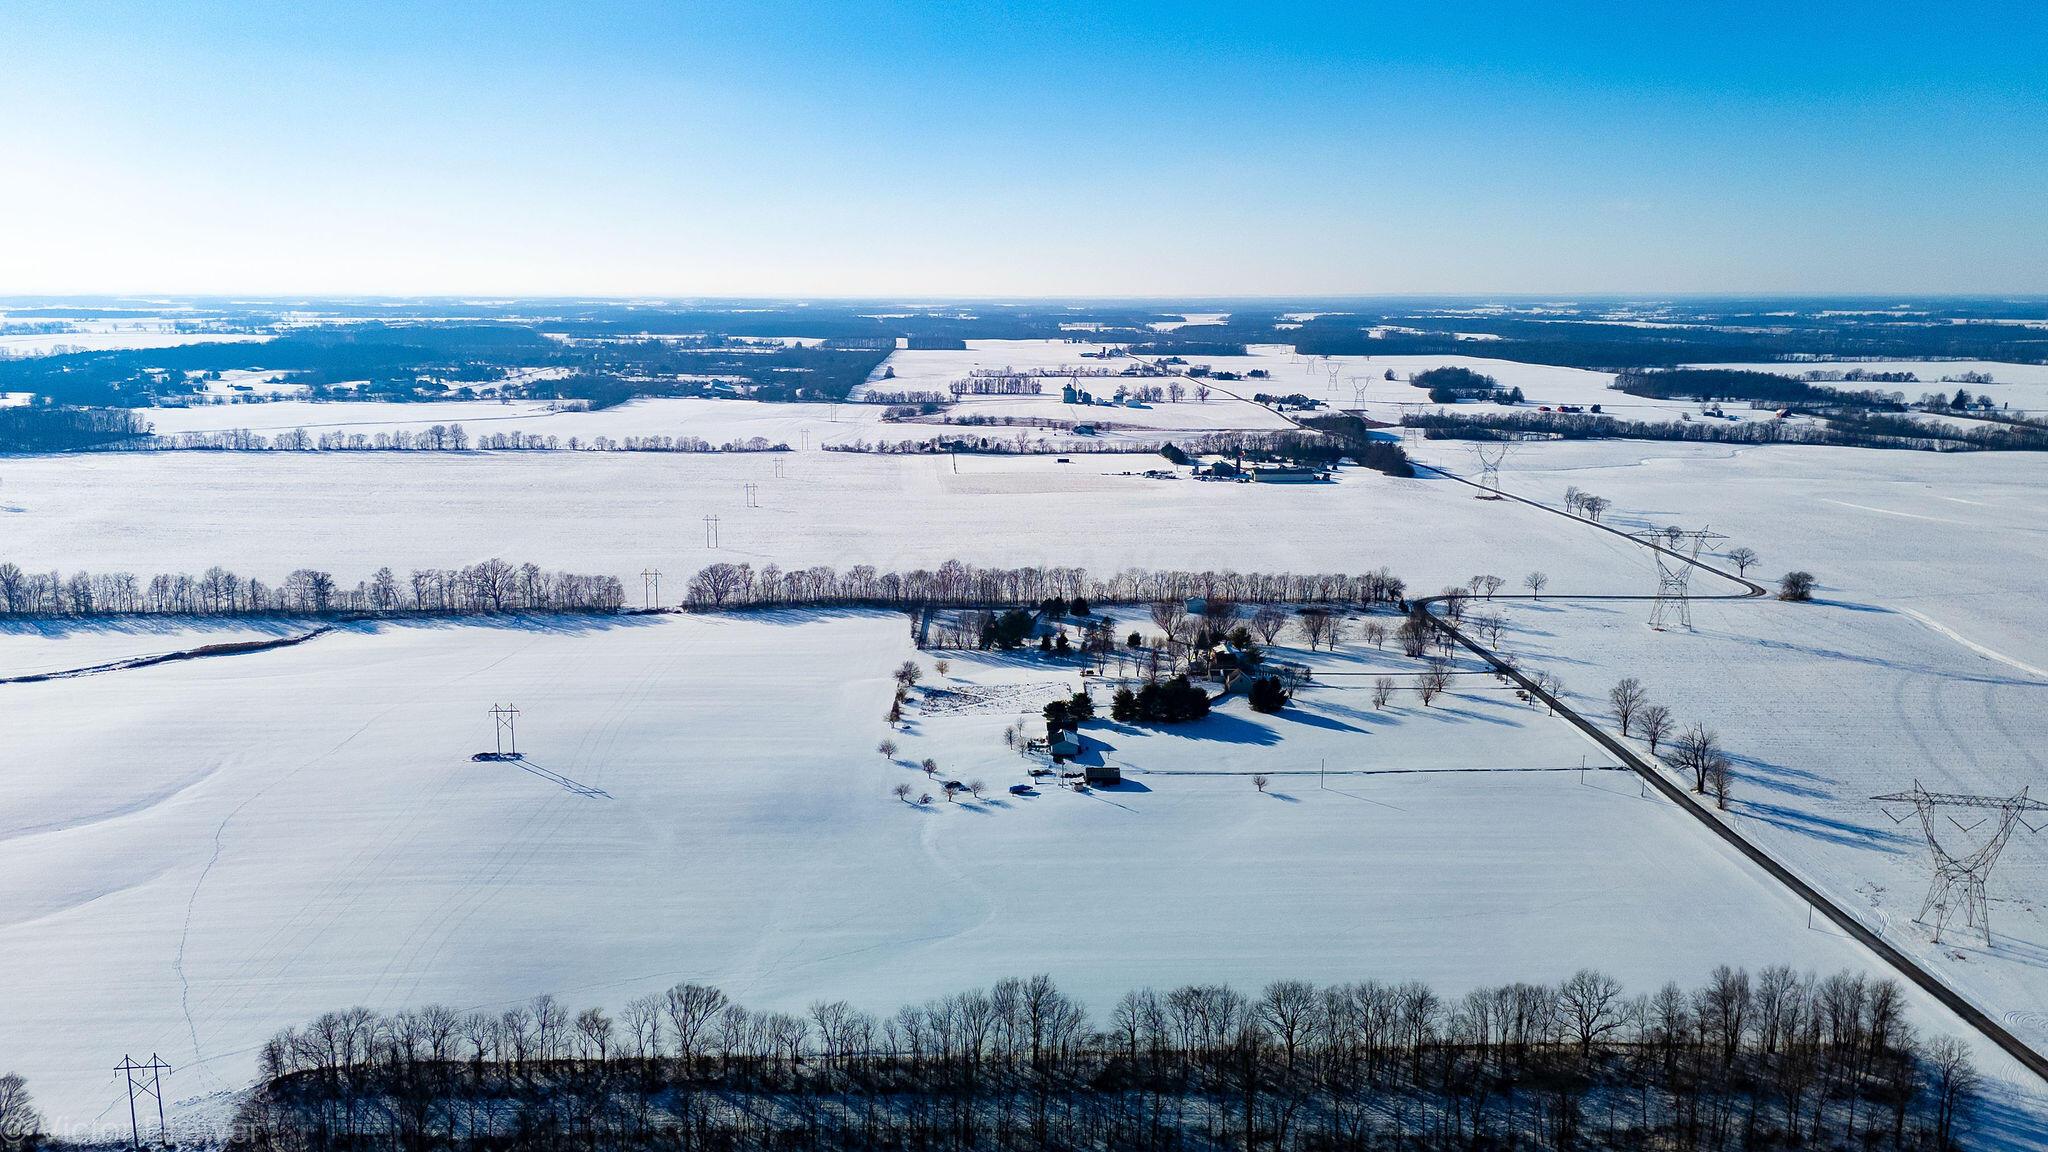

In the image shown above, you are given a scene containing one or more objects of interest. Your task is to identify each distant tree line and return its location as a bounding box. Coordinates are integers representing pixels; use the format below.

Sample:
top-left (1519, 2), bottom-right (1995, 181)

top-left (0, 325), bottom-right (890, 408)
top-left (823, 436), bottom-right (1169, 456)
top-left (1405, 410), bottom-right (2048, 452)
top-left (0, 404), bottom-right (151, 451)
top-left (1172, 428), bottom-right (1412, 478)
top-left (0, 559), bottom-right (624, 617)
top-left (1125, 340), bottom-right (1250, 357)
top-left (950, 376), bottom-right (1045, 396)
top-left (685, 561), bottom-right (1407, 611)
top-left (230, 964), bottom-right (1982, 1152)
top-left (864, 390), bottom-right (952, 406)
top-left (125, 426), bottom-right (790, 453)
top-left (1610, 369), bottom-right (1906, 410)
top-left (1290, 310), bottom-right (2048, 369)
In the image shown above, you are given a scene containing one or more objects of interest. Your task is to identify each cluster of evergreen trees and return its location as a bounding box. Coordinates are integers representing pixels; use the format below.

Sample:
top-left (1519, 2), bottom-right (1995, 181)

top-left (0, 558), bottom-right (624, 617)
top-left (1111, 674), bottom-right (1212, 723)
top-left (230, 965), bottom-right (1985, 1152)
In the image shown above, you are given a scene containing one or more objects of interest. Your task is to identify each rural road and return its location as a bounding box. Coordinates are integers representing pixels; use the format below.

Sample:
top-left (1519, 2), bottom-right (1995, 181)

top-left (1410, 461), bottom-right (2048, 1086)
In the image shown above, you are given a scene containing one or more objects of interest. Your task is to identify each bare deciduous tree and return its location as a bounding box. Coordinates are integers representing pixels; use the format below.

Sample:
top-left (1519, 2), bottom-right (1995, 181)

top-left (1250, 605), bottom-right (1289, 645)
top-left (1437, 587), bottom-right (1469, 624)
top-left (1361, 619), bottom-right (1388, 650)
top-left (1476, 612), bottom-right (1506, 647)
top-left (1725, 546), bottom-right (1759, 577)
top-left (877, 739), bottom-right (898, 759)
top-left (1638, 703), bottom-right (1673, 754)
top-left (1668, 724), bottom-right (1728, 795)
top-left (1397, 616), bottom-right (1430, 658)
top-left (1609, 677), bottom-right (1646, 735)
top-left (1297, 610), bottom-right (1334, 652)
top-left (1523, 571), bottom-right (1549, 598)
top-left (891, 782), bottom-right (913, 803)
top-left (1556, 969), bottom-right (1625, 1054)
top-left (1418, 658), bottom-right (1452, 706)
top-left (1710, 757), bottom-right (1732, 809)
top-left (1928, 1036), bottom-right (1981, 1150)
top-left (0, 1074), bottom-right (40, 1150)
top-left (1372, 676), bottom-right (1395, 709)
top-left (1252, 774), bottom-right (1270, 793)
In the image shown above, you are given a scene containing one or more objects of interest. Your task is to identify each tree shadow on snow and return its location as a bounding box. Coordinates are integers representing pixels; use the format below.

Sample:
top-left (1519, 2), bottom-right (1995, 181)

top-left (1088, 714), bottom-right (1279, 746)
top-left (1275, 708), bottom-right (1365, 734)
top-left (357, 612), bottom-right (665, 638)
top-left (1730, 799), bottom-right (1917, 854)
top-left (1725, 752), bottom-right (1836, 801)
top-left (0, 614), bottom-right (314, 641)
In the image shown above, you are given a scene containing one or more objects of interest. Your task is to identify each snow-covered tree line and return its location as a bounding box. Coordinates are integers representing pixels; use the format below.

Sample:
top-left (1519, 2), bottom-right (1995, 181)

top-left (0, 558), bottom-right (624, 617)
top-left (130, 426), bottom-right (790, 453)
top-left (684, 560), bottom-right (1407, 611)
top-left (230, 965), bottom-right (1981, 1152)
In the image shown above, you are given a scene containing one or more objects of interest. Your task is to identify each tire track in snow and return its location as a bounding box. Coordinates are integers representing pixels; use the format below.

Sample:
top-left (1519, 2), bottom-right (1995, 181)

top-left (171, 702), bottom-right (401, 1090)
top-left (166, 636), bottom-right (538, 1072)
top-left (1895, 607), bottom-right (2048, 683)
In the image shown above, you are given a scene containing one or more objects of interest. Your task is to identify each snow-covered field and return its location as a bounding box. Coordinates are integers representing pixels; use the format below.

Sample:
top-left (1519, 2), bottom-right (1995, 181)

top-left (141, 396), bottom-right (885, 445)
top-left (139, 391), bottom-right (1292, 447)
top-left (1488, 596), bottom-right (2048, 1074)
top-left (0, 449), bottom-right (1654, 600)
top-left (6, 611), bottom-right (2036, 1138)
top-left (122, 338), bottom-right (1951, 452)
top-left (10, 424), bottom-right (2048, 1137)
top-left (0, 618), bottom-right (313, 680)
top-left (1424, 438), bottom-right (2048, 672)
top-left (863, 339), bottom-right (1778, 426)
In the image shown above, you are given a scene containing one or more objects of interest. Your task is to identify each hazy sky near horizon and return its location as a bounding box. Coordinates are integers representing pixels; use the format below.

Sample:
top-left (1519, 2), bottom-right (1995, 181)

top-left (3, 1), bottom-right (2045, 297)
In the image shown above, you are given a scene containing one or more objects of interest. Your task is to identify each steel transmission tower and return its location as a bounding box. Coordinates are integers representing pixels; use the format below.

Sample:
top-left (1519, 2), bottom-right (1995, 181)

top-left (488, 703), bottom-right (520, 757)
top-left (1874, 782), bottom-right (2046, 943)
top-left (1469, 444), bottom-right (1513, 499)
top-left (116, 1054), bottom-right (170, 1149)
top-left (1633, 527), bottom-right (1726, 630)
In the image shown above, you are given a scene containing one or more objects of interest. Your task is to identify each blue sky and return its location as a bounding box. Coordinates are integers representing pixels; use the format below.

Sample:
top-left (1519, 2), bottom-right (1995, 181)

top-left (2, 1), bottom-right (2044, 296)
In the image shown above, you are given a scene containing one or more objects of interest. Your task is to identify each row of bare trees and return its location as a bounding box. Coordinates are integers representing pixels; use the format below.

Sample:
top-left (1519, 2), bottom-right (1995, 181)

top-left (235, 965), bottom-right (1982, 1152)
top-left (685, 560), bottom-right (1407, 612)
top-left (133, 425), bottom-right (791, 453)
top-left (1610, 677), bottom-right (1735, 808)
top-left (1562, 486), bottom-right (1612, 522)
top-left (0, 558), bottom-right (625, 618)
